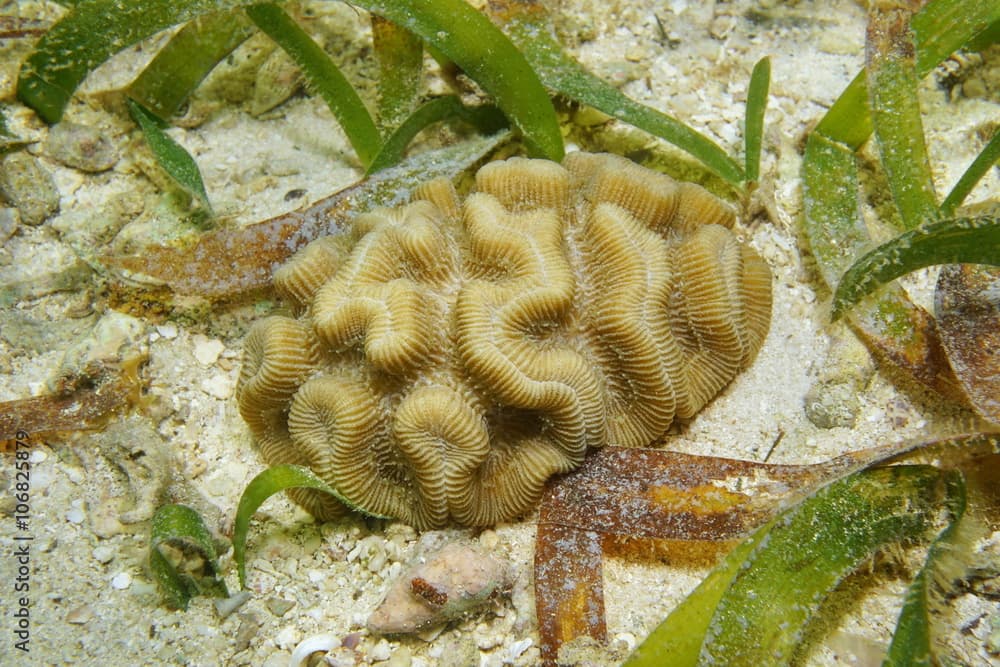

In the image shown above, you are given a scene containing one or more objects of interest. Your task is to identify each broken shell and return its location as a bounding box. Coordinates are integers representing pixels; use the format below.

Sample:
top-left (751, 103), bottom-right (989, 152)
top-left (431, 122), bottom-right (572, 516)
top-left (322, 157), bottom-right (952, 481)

top-left (289, 633), bottom-right (341, 667)
top-left (367, 542), bottom-right (509, 634)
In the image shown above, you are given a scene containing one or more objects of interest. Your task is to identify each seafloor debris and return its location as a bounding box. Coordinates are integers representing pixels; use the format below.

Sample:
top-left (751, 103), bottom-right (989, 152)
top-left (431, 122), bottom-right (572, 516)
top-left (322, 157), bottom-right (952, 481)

top-left (236, 152), bottom-right (771, 528)
top-left (0, 357), bottom-right (144, 444)
top-left (367, 541), bottom-right (510, 634)
top-left (0, 311), bottom-right (148, 444)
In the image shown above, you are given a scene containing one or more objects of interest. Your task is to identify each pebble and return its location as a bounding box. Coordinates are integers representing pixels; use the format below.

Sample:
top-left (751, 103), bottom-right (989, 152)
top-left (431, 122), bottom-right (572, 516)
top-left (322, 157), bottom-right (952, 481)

top-left (192, 335), bottom-right (226, 366)
top-left (265, 597), bottom-right (296, 617)
top-left (385, 646), bottom-right (412, 667)
top-left (45, 121), bottom-right (118, 172)
top-left (274, 625), bottom-right (302, 651)
top-left (201, 373), bottom-right (234, 399)
top-left (213, 590), bottom-right (251, 619)
top-left (0, 152), bottom-right (60, 226)
top-left (155, 323), bottom-right (178, 339)
top-left (370, 639), bottom-right (393, 662)
top-left (65, 604), bottom-right (94, 624)
top-left (66, 501), bottom-right (86, 524)
top-left (111, 571), bottom-right (132, 589)
top-left (92, 545), bottom-right (116, 564)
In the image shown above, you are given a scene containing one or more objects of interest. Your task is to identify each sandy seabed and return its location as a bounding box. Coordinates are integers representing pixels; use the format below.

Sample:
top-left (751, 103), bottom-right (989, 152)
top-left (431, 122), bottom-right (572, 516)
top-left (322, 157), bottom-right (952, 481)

top-left (1, 1), bottom-right (998, 665)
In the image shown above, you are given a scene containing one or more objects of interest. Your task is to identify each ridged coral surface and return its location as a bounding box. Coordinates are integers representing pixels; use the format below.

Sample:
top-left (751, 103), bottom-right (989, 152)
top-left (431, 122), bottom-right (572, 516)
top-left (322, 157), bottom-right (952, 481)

top-left (236, 153), bottom-right (772, 528)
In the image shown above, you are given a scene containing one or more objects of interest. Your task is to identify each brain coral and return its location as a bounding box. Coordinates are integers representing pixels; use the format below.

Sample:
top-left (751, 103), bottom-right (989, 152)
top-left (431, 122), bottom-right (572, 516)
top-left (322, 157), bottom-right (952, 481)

top-left (236, 152), bottom-right (772, 529)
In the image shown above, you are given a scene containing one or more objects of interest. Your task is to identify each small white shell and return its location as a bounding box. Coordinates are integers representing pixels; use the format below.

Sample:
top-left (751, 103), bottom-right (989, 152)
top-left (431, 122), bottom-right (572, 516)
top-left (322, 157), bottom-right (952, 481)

top-left (289, 633), bottom-right (340, 667)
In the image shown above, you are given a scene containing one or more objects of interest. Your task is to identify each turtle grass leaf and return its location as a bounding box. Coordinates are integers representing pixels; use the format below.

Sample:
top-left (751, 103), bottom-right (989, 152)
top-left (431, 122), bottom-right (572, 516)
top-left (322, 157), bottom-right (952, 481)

top-left (150, 503), bottom-right (229, 610)
top-left (815, 0), bottom-right (1000, 148)
top-left (534, 444), bottom-right (904, 665)
top-left (127, 11), bottom-right (254, 120)
top-left (801, 0), bottom-right (998, 401)
top-left (866, 5), bottom-right (939, 231)
top-left (246, 3), bottom-right (383, 169)
top-left (490, 0), bottom-right (743, 188)
top-left (365, 97), bottom-right (507, 175)
top-left (127, 98), bottom-right (212, 215)
top-left (940, 127), bottom-right (1000, 217)
top-left (743, 56), bottom-right (770, 185)
top-left (533, 434), bottom-right (998, 665)
top-left (232, 464), bottom-right (390, 589)
top-left (625, 465), bottom-right (951, 667)
top-left (371, 15), bottom-right (423, 132)
top-left (16, 0), bottom-right (249, 124)
top-left (884, 471), bottom-right (967, 667)
top-left (802, 134), bottom-right (962, 400)
top-left (353, 0), bottom-right (563, 162)
top-left (103, 131), bottom-right (509, 304)
top-left (832, 215), bottom-right (1000, 320)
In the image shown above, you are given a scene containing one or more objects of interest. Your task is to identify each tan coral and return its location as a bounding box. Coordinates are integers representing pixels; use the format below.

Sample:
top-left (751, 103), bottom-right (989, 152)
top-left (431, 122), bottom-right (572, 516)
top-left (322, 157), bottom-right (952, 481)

top-left (237, 152), bottom-right (772, 529)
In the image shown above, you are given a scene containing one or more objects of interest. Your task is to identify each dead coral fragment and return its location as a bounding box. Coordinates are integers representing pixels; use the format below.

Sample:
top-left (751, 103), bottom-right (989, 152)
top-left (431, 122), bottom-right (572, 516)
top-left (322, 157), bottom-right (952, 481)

top-left (236, 153), bottom-right (772, 528)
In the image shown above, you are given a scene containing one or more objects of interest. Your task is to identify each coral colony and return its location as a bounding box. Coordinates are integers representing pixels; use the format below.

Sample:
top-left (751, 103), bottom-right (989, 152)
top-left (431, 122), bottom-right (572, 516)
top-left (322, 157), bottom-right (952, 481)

top-left (237, 153), bottom-right (771, 529)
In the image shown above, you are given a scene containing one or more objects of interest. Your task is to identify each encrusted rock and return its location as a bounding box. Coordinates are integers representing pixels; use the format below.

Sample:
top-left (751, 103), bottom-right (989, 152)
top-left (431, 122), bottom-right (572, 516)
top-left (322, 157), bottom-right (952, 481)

top-left (0, 152), bottom-right (60, 226)
top-left (237, 153), bottom-right (772, 528)
top-left (368, 542), bottom-right (510, 634)
top-left (804, 329), bottom-right (874, 429)
top-left (45, 120), bottom-right (118, 172)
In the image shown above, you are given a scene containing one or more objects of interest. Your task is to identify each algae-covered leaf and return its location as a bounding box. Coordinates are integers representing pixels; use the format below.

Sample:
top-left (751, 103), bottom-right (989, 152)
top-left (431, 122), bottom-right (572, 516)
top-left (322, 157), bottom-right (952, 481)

top-left (127, 11), bottom-right (253, 119)
top-left (884, 471), bottom-right (966, 667)
top-left (801, 131), bottom-right (869, 287)
top-left (866, 5), bottom-right (939, 230)
top-left (246, 3), bottom-right (383, 168)
top-left (744, 56), bottom-right (770, 185)
top-left (233, 464), bottom-right (390, 588)
top-left (352, 0), bottom-right (563, 162)
top-left (815, 0), bottom-right (1000, 149)
top-left (491, 0), bottom-right (743, 187)
top-left (532, 444), bottom-right (911, 665)
top-left (17, 0), bottom-right (248, 123)
top-left (935, 265), bottom-right (1000, 425)
top-left (534, 524), bottom-right (606, 666)
top-left (127, 98), bottom-right (212, 214)
top-left (150, 503), bottom-right (229, 610)
top-left (0, 358), bottom-right (144, 442)
top-left (626, 465), bottom-right (946, 667)
top-left (832, 215), bottom-right (1000, 319)
top-left (371, 15), bottom-right (423, 131)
